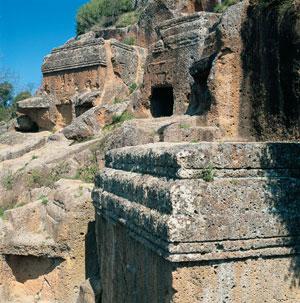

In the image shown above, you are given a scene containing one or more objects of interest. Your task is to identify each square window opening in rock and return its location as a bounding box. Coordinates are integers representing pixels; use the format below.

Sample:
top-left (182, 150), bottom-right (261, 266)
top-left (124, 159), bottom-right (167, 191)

top-left (150, 86), bottom-right (174, 118)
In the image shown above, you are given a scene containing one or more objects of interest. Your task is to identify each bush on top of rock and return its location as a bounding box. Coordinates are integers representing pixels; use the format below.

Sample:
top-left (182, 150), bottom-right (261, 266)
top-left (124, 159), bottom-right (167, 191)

top-left (76, 0), bottom-right (136, 35)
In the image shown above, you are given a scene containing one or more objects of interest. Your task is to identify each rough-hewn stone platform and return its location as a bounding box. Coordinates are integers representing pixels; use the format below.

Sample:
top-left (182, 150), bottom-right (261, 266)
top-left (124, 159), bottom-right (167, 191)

top-left (93, 142), bottom-right (300, 302)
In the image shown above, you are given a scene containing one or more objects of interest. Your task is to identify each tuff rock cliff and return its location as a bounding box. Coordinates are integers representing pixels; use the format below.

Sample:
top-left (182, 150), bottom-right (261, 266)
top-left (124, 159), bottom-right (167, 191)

top-left (0, 0), bottom-right (299, 302)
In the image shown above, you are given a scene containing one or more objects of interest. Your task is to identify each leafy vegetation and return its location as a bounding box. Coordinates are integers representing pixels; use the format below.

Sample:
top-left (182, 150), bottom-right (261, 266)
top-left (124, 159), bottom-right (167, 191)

top-left (74, 153), bottom-right (99, 183)
top-left (26, 162), bottom-right (71, 188)
top-left (179, 123), bottom-right (191, 130)
top-left (122, 36), bottom-right (136, 46)
top-left (113, 97), bottom-right (124, 104)
top-left (0, 81), bottom-right (32, 122)
top-left (213, 0), bottom-right (238, 13)
top-left (76, 0), bottom-right (136, 35)
top-left (0, 207), bottom-right (6, 218)
top-left (39, 195), bottom-right (49, 205)
top-left (103, 111), bottom-right (135, 132)
top-left (115, 11), bottom-right (140, 28)
top-left (201, 164), bottom-right (215, 182)
top-left (129, 82), bottom-right (138, 94)
top-left (112, 111), bottom-right (134, 124)
top-left (0, 82), bottom-right (13, 107)
top-left (1, 171), bottom-right (14, 191)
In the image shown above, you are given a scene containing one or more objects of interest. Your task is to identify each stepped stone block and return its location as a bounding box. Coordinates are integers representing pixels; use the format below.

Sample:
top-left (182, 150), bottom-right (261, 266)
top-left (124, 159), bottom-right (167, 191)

top-left (93, 142), bottom-right (300, 302)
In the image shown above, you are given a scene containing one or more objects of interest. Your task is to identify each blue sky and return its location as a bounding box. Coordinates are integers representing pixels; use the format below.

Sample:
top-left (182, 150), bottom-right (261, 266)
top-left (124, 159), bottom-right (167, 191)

top-left (0, 0), bottom-right (88, 93)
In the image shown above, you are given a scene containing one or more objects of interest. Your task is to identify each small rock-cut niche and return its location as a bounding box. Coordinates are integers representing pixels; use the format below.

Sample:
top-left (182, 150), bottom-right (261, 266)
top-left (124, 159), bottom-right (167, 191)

top-left (150, 86), bottom-right (174, 118)
top-left (75, 104), bottom-right (94, 117)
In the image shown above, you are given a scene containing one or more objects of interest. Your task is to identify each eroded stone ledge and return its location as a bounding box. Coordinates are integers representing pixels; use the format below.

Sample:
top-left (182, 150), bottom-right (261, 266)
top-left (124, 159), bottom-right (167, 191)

top-left (94, 142), bottom-right (300, 264)
top-left (105, 142), bottom-right (300, 178)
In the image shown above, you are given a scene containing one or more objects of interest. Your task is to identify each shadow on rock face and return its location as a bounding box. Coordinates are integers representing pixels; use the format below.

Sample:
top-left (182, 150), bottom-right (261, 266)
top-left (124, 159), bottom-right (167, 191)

top-left (241, 0), bottom-right (300, 140)
top-left (260, 143), bottom-right (300, 287)
top-left (5, 255), bottom-right (63, 283)
top-left (240, 0), bottom-right (300, 283)
top-left (85, 220), bottom-right (101, 302)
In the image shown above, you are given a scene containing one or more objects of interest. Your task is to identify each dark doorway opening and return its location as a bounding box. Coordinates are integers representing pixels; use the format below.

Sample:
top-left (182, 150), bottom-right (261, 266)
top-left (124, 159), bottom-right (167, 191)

top-left (150, 86), bottom-right (174, 118)
top-left (194, 1), bottom-right (203, 11)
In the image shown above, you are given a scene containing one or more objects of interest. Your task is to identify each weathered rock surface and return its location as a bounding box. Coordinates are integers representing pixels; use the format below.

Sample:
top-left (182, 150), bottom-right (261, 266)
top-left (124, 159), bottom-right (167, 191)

top-left (0, 122), bottom-right (8, 134)
top-left (93, 0), bottom-right (219, 48)
top-left (139, 11), bottom-right (220, 116)
top-left (0, 131), bottom-right (49, 162)
top-left (62, 101), bottom-right (130, 140)
top-left (93, 141), bottom-right (300, 302)
top-left (241, 0), bottom-right (300, 140)
top-left (0, 131), bottom-right (100, 210)
top-left (1, 0), bottom-right (299, 302)
top-left (0, 179), bottom-right (99, 303)
top-left (203, 0), bottom-right (300, 141)
top-left (203, 0), bottom-right (252, 139)
top-left (17, 33), bottom-right (147, 132)
top-left (17, 95), bottom-right (58, 131)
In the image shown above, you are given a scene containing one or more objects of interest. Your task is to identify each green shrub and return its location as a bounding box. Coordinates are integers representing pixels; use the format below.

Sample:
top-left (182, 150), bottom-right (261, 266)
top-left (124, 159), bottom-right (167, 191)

top-left (113, 97), bottom-right (124, 104)
top-left (76, 0), bottom-right (135, 35)
top-left (201, 165), bottom-right (215, 182)
top-left (74, 154), bottom-right (99, 183)
top-left (0, 89), bottom-right (31, 122)
top-left (39, 195), bottom-right (49, 205)
top-left (27, 162), bottom-right (71, 188)
top-left (214, 0), bottom-right (238, 13)
top-left (0, 106), bottom-right (13, 122)
top-left (179, 123), bottom-right (190, 129)
top-left (2, 171), bottom-right (14, 191)
top-left (103, 111), bottom-right (135, 132)
top-left (14, 91), bottom-right (31, 103)
top-left (122, 36), bottom-right (136, 45)
top-left (0, 207), bottom-right (6, 218)
top-left (115, 11), bottom-right (139, 28)
top-left (128, 82), bottom-right (138, 94)
top-left (112, 111), bottom-right (134, 124)
top-left (0, 82), bottom-right (13, 107)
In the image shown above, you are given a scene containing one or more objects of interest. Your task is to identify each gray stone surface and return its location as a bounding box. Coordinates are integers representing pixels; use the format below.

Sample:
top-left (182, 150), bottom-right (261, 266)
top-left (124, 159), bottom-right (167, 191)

top-left (0, 122), bottom-right (8, 134)
top-left (93, 142), bottom-right (300, 262)
top-left (0, 131), bottom-right (49, 162)
top-left (105, 142), bottom-right (300, 178)
top-left (42, 33), bottom-right (107, 74)
top-left (17, 96), bottom-right (52, 109)
top-left (62, 101), bottom-right (129, 140)
top-left (111, 40), bottom-right (147, 86)
top-left (73, 90), bottom-right (102, 108)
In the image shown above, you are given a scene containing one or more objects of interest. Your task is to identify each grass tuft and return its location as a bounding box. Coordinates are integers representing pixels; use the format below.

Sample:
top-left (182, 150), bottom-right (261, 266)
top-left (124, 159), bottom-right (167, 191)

top-left (213, 0), bottom-right (238, 13)
top-left (122, 36), bottom-right (136, 46)
top-left (201, 164), bottom-right (215, 182)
